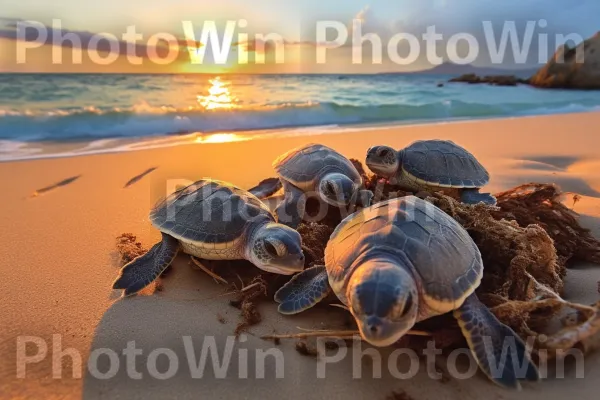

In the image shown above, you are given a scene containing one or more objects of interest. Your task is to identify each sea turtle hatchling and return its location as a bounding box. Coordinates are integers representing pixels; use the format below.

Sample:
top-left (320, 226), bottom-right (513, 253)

top-left (249, 144), bottom-right (374, 228)
top-left (113, 179), bottom-right (305, 296)
top-left (366, 139), bottom-right (496, 205)
top-left (275, 196), bottom-right (538, 388)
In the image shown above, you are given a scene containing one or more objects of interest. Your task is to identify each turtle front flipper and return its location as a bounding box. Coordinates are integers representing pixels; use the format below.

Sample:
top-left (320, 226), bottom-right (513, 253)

top-left (274, 266), bottom-right (331, 314)
top-left (275, 182), bottom-right (306, 228)
top-left (113, 233), bottom-right (180, 296)
top-left (461, 189), bottom-right (497, 205)
top-left (454, 294), bottom-right (539, 389)
top-left (248, 177), bottom-right (283, 199)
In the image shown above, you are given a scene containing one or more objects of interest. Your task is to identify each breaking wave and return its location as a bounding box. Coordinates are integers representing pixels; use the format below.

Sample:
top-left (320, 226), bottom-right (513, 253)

top-left (1, 100), bottom-right (598, 143)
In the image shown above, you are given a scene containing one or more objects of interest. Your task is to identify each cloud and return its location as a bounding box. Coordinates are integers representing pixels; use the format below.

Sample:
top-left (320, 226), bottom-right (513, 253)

top-left (391, 0), bottom-right (597, 35)
top-left (337, 0), bottom-right (600, 68)
top-left (0, 19), bottom-right (203, 61)
top-left (0, 17), bottom-right (24, 27)
top-left (4, 2), bottom-right (599, 72)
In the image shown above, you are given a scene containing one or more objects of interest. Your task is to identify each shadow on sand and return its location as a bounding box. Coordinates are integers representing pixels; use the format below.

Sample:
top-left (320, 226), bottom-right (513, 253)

top-left (82, 253), bottom-right (600, 400)
top-left (30, 175), bottom-right (82, 198)
top-left (124, 167), bottom-right (158, 189)
top-left (82, 256), bottom-right (479, 400)
top-left (503, 156), bottom-right (600, 198)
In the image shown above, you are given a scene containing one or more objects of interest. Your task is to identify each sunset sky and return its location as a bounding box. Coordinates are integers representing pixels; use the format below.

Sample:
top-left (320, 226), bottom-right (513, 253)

top-left (1, 0), bottom-right (598, 73)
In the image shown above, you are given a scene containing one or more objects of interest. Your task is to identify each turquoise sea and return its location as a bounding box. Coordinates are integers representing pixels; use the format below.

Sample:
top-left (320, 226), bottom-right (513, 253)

top-left (2, 73), bottom-right (600, 161)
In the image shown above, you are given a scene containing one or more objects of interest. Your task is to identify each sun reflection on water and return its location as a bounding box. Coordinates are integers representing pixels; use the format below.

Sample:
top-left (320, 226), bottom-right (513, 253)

top-left (197, 77), bottom-right (237, 110)
top-left (194, 133), bottom-right (248, 144)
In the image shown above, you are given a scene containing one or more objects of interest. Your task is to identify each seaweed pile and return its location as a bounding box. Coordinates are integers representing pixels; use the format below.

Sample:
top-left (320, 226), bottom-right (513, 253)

top-left (492, 184), bottom-right (600, 266)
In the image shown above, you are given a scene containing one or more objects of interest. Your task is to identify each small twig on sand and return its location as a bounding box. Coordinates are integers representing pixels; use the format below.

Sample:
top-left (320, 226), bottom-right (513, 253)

top-left (296, 326), bottom-right (335, 332)
top-left (191, 257), bottom-right (228, 285)
top-left (525, 271), bottom-right (597, 314)
top-left (262, 329), bottom-right (431, 340)
top-left (235, 273), bottom-right (244, 290)
top-left (241, 281), bottom-right (262, 293)
top-left (525, 271), bottom-right (565, 302)
top-left (262, 330), bottom-right (359, 340)
top-left (196, 281), bottom-right (264, 301)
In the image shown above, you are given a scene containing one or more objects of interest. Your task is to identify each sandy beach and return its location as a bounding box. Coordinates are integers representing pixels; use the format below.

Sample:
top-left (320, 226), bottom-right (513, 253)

top-left (1, 112), bottom-right (599, 399)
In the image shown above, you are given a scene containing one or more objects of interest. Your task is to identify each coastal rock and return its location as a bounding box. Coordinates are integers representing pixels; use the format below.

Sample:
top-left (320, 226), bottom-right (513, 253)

top-left (449, 73), bottom-right (528, 86)
top-left (449, 73), bottom-right (481, 84)
top-left (530, 32), bottom-right (600, 89)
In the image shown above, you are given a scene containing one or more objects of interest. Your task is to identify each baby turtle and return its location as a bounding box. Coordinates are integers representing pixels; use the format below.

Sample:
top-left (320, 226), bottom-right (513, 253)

top-left (113, 179), bottom-right (304, 295)
top-left (275, 196), bottom-right (538, 388)
top-left (366, 140), bottom-right (496, 205)
top-left (249, 144), bottom-right (373, 228)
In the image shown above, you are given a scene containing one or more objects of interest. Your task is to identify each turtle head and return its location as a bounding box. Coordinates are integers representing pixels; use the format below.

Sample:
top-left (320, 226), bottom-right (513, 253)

top-left (248, 222), bottom-right (305, 275)
top-left (347, 259), bottom-right (418, 347)
top-left (318, 173), bottom-right (357, 207)
top-left (366, 146), bottom-right (399, 178)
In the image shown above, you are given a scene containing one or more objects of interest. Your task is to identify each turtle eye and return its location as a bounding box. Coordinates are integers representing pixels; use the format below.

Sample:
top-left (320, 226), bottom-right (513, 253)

top-left (325, 181), bottom-right (336, 195)
top-left (379, 148), bottom-right (391, 158)
top-left (264, 239), bottom-right (286, 257)
top-left (401, 294), bottom-right (414, 317)
top-left (264, 241), bottom-right (279, 257)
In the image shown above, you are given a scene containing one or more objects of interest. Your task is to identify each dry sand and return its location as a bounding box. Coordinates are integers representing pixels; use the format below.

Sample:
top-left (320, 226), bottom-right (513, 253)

top-left (0, 112), bottom-right (599, 399)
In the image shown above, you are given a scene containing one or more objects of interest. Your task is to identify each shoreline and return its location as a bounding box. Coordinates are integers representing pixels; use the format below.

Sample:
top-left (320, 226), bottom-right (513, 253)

top-left (3, 109), bottom-right (600, 163)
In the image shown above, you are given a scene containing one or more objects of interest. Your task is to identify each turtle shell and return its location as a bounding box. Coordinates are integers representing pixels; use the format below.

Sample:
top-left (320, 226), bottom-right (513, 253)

top-left (325, 196), bottom-right (482, 314)
top-left (150, 179), bottom-right (273, 245)
top-left (273, 143), bottom-right (362, 190)
top-left (401, 140), bottom-right (489, 188)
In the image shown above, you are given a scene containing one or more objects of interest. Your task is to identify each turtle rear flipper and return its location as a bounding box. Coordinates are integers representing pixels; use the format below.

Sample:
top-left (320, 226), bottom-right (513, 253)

top-left (249, 178), bottom-right (282, 199)
top-left (275, 265), bottom-right (331, 314)
top-left (461, 189), bottom-right (497, 205)
top-left (454, 294), bottom-right (539, 389)
top-left (113, 233), bottom-right (180, 296)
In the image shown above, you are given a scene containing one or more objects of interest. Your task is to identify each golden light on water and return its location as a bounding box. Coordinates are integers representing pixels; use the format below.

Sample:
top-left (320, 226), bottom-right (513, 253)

top-left (194, 133), bottom-right (248, 144)
top-left (197, 77), bottom-right (237, 110)
top-left (192, 77), bottom-right (253, 144)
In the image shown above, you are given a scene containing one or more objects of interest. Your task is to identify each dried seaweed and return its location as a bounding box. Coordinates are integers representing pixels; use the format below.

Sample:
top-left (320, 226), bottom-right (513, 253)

top-left (115, 233), bottom-right (147, 264)
top-left (492, 183), bottom-right (600, 266)
top-left (425, 193), bottom-right (565, 301)
top-left (232, 276), bottom-right (268, 336)
top-left (295, 340), bottom-right (319, 358)
top-left (386, 389), bottom-right (415, 400)
top-left (296, 222), bottom-right (334, 266)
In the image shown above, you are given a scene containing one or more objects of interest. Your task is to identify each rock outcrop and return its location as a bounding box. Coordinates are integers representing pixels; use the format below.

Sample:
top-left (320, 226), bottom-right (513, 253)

top-left (449, 74), bottom-right (529, 86)
top-left (530, 33), bottom-right (600, 89)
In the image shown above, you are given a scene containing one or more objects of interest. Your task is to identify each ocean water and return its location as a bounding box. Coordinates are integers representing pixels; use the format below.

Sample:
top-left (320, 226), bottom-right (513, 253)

top-left (2, 73), bottom-right (600, 161)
